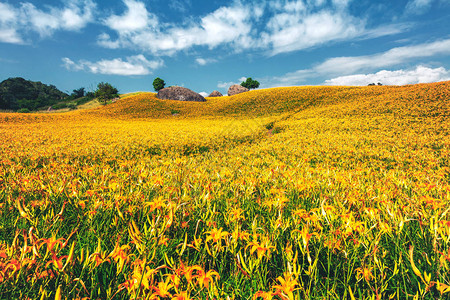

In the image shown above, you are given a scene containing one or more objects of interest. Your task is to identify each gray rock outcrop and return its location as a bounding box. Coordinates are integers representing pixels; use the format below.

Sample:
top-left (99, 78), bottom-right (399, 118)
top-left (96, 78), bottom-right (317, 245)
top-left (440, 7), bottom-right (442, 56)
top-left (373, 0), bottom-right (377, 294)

top-left (228, 84), bottom-right (249, 96)
top-left (157, 86), bottom-right (206, 102)
top-left (208, 90), bottom-right (223, 97)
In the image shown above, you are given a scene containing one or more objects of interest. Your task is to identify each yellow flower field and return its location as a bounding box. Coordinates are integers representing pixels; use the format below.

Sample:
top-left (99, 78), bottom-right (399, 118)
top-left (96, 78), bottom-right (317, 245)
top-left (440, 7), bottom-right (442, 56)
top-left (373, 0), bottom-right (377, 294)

top-left (1, 81), bottom-right (450, 299)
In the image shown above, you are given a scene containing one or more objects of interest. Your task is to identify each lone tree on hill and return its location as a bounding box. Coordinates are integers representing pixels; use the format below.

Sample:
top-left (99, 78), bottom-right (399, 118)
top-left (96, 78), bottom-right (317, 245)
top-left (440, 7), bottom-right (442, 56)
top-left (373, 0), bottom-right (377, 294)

top-left (153, 77), bottom-right (165, 91)
top-left (241, 77), bottom-right (260, 90)
top-left (95, 82), bottom-right (119, 105)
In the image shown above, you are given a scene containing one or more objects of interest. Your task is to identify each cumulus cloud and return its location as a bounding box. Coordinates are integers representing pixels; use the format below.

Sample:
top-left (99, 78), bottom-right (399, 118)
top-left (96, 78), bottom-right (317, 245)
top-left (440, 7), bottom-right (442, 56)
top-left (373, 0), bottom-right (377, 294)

top-left (0, 0), bottom-right (412, 57)
top-left (97, 0), bottom-right (406, 56)
top-left (195, 58), bottom-right (217, 66)
top-left (103, 0), bottom-right (157, 32)
top-left (0, 0), bottom-right (95, 44)
top-left (21, 1), bottom-right (95, 36)
top-left (0, 3), bottom-right (24, 44)
top-left (199, 92), bottom-right (208, 97)
top-left (260, 0), bottom-right (409, 55)
top-left (265, 39), bottom-right (450, 87)
top-left (99, 1), bottom-right (258, 55)
top-left (324, 66), bottom-right (450, 86)
top-left (262, 3), bottom-right (363, 55)
top-left (62, 55), bottom-right (163, 76)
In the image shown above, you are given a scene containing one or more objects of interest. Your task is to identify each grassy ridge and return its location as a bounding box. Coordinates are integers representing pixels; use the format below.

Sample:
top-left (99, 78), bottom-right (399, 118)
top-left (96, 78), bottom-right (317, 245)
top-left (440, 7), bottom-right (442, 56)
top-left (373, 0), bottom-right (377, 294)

top-left (0, 81), bottom-right (449, 299)
top-left (85, 81), bottom-right (450, 119)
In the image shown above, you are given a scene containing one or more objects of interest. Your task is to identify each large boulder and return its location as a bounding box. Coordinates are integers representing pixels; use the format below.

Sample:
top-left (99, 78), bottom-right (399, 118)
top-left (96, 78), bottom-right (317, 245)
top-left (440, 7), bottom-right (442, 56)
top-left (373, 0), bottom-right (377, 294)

top-left (208, 90), bottom-right (223, 97)
top-left (157, 86), bottom-right (206, 102)
top-left (228, 84), bottom-right (249, 96)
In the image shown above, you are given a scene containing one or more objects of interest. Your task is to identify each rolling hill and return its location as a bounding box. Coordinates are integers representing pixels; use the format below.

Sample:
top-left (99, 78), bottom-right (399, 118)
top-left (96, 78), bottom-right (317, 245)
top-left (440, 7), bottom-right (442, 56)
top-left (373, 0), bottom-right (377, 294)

top-left (84, 80), bottom-right (450, 119)
top-left (0, 81), bottom-right (449, 299)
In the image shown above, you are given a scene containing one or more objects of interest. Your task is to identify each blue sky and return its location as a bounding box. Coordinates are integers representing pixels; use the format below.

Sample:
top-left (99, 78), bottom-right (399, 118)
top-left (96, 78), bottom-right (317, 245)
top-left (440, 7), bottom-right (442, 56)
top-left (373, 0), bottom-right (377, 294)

top-left (0, 0), bottom-right (449, 95)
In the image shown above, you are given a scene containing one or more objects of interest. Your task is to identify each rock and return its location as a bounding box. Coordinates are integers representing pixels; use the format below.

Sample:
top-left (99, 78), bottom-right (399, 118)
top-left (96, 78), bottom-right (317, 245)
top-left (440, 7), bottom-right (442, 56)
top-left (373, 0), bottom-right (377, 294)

top-left (157, 86), bottom-right (206, 102)
top-left (228, 84), bottom-right (249, 96)
top-left (208, 90), bottom-right (223, 97)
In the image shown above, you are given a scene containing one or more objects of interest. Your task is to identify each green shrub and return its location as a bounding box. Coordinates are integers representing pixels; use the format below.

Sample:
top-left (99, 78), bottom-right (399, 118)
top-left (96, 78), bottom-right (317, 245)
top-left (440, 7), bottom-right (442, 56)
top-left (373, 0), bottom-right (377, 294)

top-left (52, 103), bottom-right (68, 110)
top-left (265, 121), bottom-right (275, 130)
top-left (17, 108), bottom-right (30, 113)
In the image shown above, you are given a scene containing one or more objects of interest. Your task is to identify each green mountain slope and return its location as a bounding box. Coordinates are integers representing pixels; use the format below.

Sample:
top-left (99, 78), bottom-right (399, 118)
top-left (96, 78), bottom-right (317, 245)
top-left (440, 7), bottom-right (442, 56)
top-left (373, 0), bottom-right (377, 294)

top-left (0, 77), bottom-right (68, 111)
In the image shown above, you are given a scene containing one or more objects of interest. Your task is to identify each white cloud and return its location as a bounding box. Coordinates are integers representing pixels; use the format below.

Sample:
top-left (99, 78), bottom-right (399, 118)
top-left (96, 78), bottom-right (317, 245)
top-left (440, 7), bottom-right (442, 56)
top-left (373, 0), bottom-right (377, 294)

top-left (266, 70), bottom-right (313, 87)
top-left (21, 0), bottom-right (95, 36)
top-left (0, 3), bottom-right (23, 43)
top-left (199, 92), bottom-right (208, 97)
top-left (363, 24), bottom-right (413, 40)
top-left (260, 0), bottom-right (408, 55)
top-left (21, 3), bottom-right (63, 37)
top-left (97, 33), bottom-right (121, 49)
top-left (0, 3), bottom-right (16, 22)
top-left (262, 9), bottom-right (363, 55)
top-left (103, 0), bottom-right (157, 32)
top-left (96, 0), bottom-right (410, 56)
top-left (217, 81), bottom-right (235, 89)
top-left (195, 58), bottom-right (217, 66)
top-left (0, 0), bottom-right (95, 43)
top-left (1, 0), bottom-right (411, 59)
top-left (99, 1), bottom-right (257, 55)
top-left (0, 28), bottom-right (23, 44)
top-left (217, 77), bottom-right (248, 90)
top-left (406, 0), bottom-right (434, 14)
top-left (315, 39), bottom-right (450, 75)
top-left (62, 55), bottom-right (163, 76)
top-left (324, 66), bottom-right (450, 86)
top-left (265, 39), bottom-right (450, 87)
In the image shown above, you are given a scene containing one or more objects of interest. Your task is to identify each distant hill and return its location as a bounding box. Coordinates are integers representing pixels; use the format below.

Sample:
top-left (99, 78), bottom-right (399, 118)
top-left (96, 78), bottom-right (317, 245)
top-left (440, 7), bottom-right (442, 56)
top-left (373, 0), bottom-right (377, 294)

top-left (0, 77), bottom-right (68, 111)
top-left (84, 81), bottom-right (450, 120)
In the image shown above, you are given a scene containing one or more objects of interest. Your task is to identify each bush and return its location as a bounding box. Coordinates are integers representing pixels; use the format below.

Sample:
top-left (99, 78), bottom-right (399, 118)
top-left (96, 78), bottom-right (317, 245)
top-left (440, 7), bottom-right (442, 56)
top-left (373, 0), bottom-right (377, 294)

top-left (52, 103), bottom-right (68, 110)
top-left (17, 108), bottom-right (30, 113)
top-left (241, 77), bottom-right (260, 90)
top-left (95, 82), bottom-right (119, 105)
top-left (72, 87), bottom-right (85, 98)
top-left (153, 78), bottom-right (165, 92)
top-left (265, 121), bottom-right (275, 130)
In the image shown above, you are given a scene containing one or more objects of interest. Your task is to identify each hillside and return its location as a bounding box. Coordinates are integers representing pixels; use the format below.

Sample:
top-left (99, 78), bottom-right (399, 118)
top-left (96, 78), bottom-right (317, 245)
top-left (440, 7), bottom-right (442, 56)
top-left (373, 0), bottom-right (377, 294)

top-left (0, 81), bottom-right (449, 299)
top-left (0, 77), bottom-right (68, 111)
top-left (81, 80), bottom-right (450, 119)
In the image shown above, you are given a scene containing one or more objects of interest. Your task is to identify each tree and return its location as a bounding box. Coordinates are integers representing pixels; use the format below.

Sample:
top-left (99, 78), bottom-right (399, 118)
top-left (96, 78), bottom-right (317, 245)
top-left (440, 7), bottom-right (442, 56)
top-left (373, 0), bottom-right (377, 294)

top-left (153, 77), bottom-right (165, 92)
top-left (241, 77), bottom-right (260, 90)
top-left (72, 87), bottom-right (85, 98)
top-left (95, 82), bottom-right (119, 105)
top-left (0, 77), bottom-right (68, 111)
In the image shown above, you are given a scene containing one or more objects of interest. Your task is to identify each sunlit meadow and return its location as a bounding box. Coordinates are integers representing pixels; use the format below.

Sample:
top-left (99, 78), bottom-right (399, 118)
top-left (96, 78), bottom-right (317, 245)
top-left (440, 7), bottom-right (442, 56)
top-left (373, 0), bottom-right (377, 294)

top-left (1, 81), bottom-right (450, 299)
